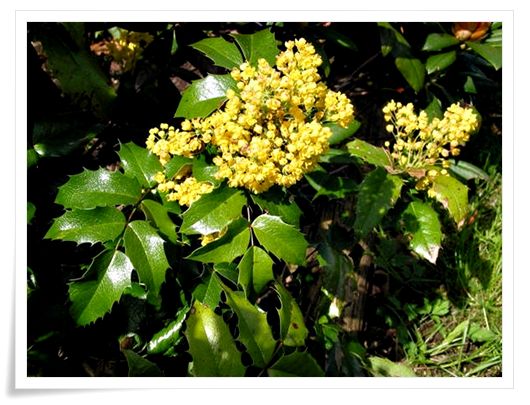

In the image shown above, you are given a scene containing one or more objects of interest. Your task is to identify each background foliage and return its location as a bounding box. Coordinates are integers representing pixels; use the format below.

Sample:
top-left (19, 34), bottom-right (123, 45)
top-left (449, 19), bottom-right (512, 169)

top-left (27, 21), bottom-right (501, 377)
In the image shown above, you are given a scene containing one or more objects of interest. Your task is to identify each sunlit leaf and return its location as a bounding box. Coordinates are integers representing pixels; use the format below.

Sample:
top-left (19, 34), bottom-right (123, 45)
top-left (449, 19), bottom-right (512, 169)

top-left (147, 305), bottom-right (190, 355)
top-left (466, 42), bottom-right (502, 70)
top-left (268, 351), bottom-right (324, 377)
top-left (430, 175), bottom-right (469, 227)
top-left (230, 28), bottom-right (279, 67)
top-left (237, 246), bottom-right (274, 296)
top-left (347, 139), bottom-right (392, 168)
top-left (191, 37), bottom-right (243, 69)
top-left (118, 142), bottom-right (163, 188)
top-left (275, 282), bottom-right (308, 347)
top-left (402, 201), bottom-right (442, 264)
top-left (185, 301), bottom-right (246, 376)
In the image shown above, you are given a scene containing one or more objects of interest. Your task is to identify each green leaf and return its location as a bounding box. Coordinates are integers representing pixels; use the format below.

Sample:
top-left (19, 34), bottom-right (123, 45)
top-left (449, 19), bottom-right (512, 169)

top-left (237, 246), bottom-right (274, 296)
top-left (354, 168), bottom-right (403, 239)
top-left (464, 75), bottom-right (477, 94)
top-left (185, 301), bottom-right (246, 376)
top-left (27, 202), bottom-right (36, 224)
top-left (27, 148), bottom-right (39, 168)
top-left (124, 220), bottom-right (170, 304)
top-left (222, 285), bottom-right (276, 368)
top-left (45, 207), bottom-right (125, 245)
top-left (347, 138), bottom-right (392, 168)
top-left (230, 28), bottom-right (279, 67)
top-left (181, 185), bottom-right (246, 235)
top-left (319, 148), bottom-right (357, 164)
top-left (368, 357), bottom-right (416, 377)
top-left (213, 262), bottom-right (239, 286)
top-left (147, 305), bottom-right (190, 355)
top-left (326, 119), bottom-right (361, 145)
top-left (305, 167), bottom-right (356, 200)
top-left (422, 33), bottom-right (460, 51)
top-left (56, 168), bottom-right (142, 209)
top-left (165, 155), bottom-right (193, 179)
top-left (395, 57), bottom-right (425, 93)
top-left (69, 250), bottom-right (133, 326)
top-left (191, 154), bottom-right (221, 185)
top-left (402, 201), bottom-right (442, 264)
top-left (424, 96), bottom-right (443, 121)
top-left (378, 22), bottom-right (410, 56)
top-left (321, 28), bottom-right (358, 52)
top-left (426, 51), bottom-right (456, 74)
top-left (190, 37), bottom-right (243, 70)
top-left (174, 74), bottom-right (237, 119)
top-left (430, 175), bottom-right (469, 227)
top-left (123, 350), bottom-right (163, 377)
top-left (275, 282), bottom-right (308, 347)
top-left (37, 23), bottom-right (116, 119)
top-left (192, 273), bottom-right (223, 309)
top-left (466, 41), bottom-right (502, 70)
top-left (140, 200), bottom-right (177, 242)
top-left (447, 159), bottom-right (489, 181)
top-left (250, 188), bottom-right (302, 227)
top-left (252, 214), bottom-right (308, 266)
top-left (118, 142), bottom-right (163, 188)
top-left (32, 113), bottom-right (102, 158)
top-left (187, 218), bottom-right (250, 263)
top-left (268, 351), bottom-right (324, 377)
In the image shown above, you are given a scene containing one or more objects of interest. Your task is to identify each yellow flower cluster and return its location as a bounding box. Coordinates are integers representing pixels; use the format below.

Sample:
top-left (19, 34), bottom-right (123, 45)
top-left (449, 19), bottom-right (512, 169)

top-left (153, 168), bottom-right (214, 207)
top-left (103, 29), bottom-right (154, 73)
top-left (147, 37), bottom-right (355, 202)
top-left (382, 100), bottom-right (478, 189)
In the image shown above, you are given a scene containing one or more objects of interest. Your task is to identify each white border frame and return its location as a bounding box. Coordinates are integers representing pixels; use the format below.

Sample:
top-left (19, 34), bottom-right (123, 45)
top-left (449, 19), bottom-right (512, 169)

top-left (14, 8), bottom-right (514, 391)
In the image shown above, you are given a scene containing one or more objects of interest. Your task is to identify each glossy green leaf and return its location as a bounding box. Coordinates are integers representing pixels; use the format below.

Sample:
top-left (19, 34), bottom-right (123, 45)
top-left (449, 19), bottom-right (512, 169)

top-left (118, 142), bottom-right (163, 188)
top-left (45, 207), bottom-right (125, 245)
top-left (174, 74), bottom-right (237, 119)
top-left (213, 263), bottom-right (239, 286)
top-left (222, 286), bottom-right (276, 368)
top-left (185, 301), bottom-right (246, 376)
top-left (230, 28), bottom-right (279, 67)
top-left (354, 168), bottom-right (403, 239)
top-left (447, 159), bottom-right (489, 181)
top-left (402, 201), bottom-right (442, 264)
top-left (124, 220), bottom-right (170, 304)
top-left (165, 155), bottom-right (193, 179)
top-left (237, 246), bottom-right (274, 296)
top-left (250, 188), bottom-right (302, 227)
top-left (326, 120), bottom-right (361, 145)
top-left (426, 50), bottom-right (456, 74)
top-left (347, 138), bottom-right (392, 168)
top-left (69, 250), bottom-right (133, 326)
top-left (467, 41), bottom-right (502, 70)
top-left (27, 202), bottom-right (36, 224)
top-left (147, 305), bottom-right (190, 355)
top-left (32, 113), bottom-right (102, 158)
top-left (430, 175), bottom-right (469, 227)
top-left (395, 57), bottom-right (425, 93)
top-left (268, 351), bottom-right (324, 377)
top-left (305, 167), bottom-right (356, 200)
top-left (123, 350), bottom-right (163, 377)
top-left (252, 214), bottom-right (308, 266)
top-left (187, 218), bottom-right (250, 263)
top-left (422, 33), bottom-right (460, 51)
top-left (192, 273), bottom-right (223, 309)
top-left (36, 23), bottom-right (116, 119)
top-left (191, 154), bottom-right (221, 185)
top-left (56, 168), bottom-right (142, 209)
top-left (190, 37), bottom-right (243, 69)
top-left (181, 185), bottom-right (246, 235)
top-left (275, 282), bottom-right (308, 347)
top-left (140, 200), bottom-right (177, 242)
top-left (368, 357), bottom-right (416, 377)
